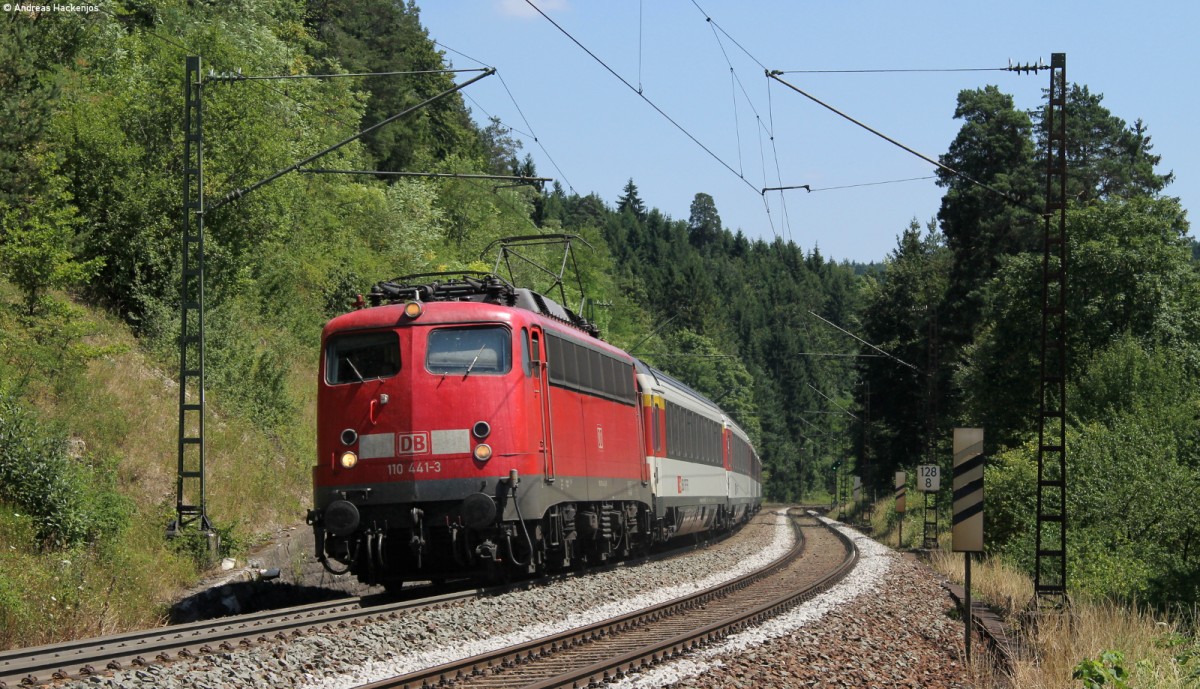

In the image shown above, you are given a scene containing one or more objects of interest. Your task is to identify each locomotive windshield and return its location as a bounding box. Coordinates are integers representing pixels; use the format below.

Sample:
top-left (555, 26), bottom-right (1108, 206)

top-left (426, 326), bottom-right (511, 375)
top-left (325, 331), bottom-right (400, 384)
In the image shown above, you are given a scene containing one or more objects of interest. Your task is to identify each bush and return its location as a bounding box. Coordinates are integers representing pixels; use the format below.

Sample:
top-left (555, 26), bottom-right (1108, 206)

top-left (0, 394), bottom-right (131, 549)
top-left (168, 516), bottom-right (242, 567)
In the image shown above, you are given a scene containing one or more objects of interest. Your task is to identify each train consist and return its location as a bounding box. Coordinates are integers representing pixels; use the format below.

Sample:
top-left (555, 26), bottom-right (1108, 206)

top-left (307, 265), bottom-right (761, 587)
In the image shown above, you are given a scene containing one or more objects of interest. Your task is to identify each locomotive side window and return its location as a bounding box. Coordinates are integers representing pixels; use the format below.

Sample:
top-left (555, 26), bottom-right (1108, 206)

top-left (545, 333), bottom-right (636, 405)
top-left (426, 326), bottom-right (511, 375)
top-left (587, 349), bottom-right (603, 392)
top-left (325, 331), bottom-right (400, 385)
top-left (530, 331), bottom-right (541, 378)
top-left (546, 334), bottom-right (564, 384)
top-left (521, 328), bottom-right (531, 377)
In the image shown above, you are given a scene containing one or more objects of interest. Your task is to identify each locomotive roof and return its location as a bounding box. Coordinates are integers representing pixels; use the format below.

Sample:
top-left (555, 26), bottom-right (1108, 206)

top-left (363, 272), bottom-right (601, 338)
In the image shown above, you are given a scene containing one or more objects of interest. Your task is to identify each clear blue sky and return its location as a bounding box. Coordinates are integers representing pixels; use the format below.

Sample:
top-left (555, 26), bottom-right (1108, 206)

top-left (418, 1), bottom-right (1196, 263)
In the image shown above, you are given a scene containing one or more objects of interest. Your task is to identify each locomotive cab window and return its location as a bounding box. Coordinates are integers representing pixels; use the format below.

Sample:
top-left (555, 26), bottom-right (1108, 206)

top-left (325, 331), bottom-right (400, 385)
top-left (426, 326), bottom-right (511, 375)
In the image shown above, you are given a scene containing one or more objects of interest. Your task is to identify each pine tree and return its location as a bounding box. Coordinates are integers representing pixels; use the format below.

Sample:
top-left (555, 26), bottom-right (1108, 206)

top-left (616, 178), bottom-right (646, 221)
top-left (687, 192), bottom-right (722, 250)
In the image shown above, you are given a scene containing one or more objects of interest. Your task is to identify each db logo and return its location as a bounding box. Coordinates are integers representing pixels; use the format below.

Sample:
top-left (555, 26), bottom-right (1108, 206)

top-left (398, 432), bottom-right (429, 455)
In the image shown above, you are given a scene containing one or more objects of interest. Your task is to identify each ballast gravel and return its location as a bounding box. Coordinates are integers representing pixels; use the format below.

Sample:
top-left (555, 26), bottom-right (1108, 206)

top-left (57, 509), bottom-right (791, 689)
top-left (56, 511), bottom-right (971, 689)
top-left (610, 518), bottom-right (972, 688)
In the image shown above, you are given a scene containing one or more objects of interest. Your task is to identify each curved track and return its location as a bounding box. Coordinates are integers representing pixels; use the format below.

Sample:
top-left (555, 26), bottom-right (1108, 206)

top-left (354, 511), bottom-right (856, 689)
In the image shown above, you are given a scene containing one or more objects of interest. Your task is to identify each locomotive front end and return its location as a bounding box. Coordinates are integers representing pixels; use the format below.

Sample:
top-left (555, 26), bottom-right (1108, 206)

top-left (309, 300), bottom-right (543, 586)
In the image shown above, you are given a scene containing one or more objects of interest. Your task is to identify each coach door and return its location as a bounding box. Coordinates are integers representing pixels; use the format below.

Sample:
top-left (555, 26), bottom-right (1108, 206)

top-left (530, 327), bottom-right (556, 481)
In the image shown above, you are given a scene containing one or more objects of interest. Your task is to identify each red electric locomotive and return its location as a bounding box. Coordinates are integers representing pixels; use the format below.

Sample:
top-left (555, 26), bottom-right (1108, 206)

top-left (308, 250), bottom-right (761, 587)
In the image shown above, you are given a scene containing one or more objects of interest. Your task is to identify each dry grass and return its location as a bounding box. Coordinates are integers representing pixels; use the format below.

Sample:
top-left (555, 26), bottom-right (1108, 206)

top-left (928, 550), bottom-right (1197, 688)
top-left (1010, 600), bottom-right (1192, 688)
top-left (930, 550), bottom-right (1031, 619)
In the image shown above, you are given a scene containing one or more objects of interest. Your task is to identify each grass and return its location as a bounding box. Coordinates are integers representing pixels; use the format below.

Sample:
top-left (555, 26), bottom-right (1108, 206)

top-left (0, 282), bottom-right (318, 650)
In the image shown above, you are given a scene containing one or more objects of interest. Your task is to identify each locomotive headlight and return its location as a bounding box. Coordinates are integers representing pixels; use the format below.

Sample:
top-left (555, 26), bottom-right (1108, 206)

top-left (339, 451), bottom-right (359, 469)
top-left (472, 421), bottom-right (491, 439)
top-left (472, 443), bottom-right (493, 462)
top-left (403, 301), bottom-right (423, 319)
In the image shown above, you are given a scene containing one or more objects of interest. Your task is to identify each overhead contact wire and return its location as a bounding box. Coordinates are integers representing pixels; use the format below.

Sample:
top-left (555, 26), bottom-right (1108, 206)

top-left (497, 72), bottom-right (577, 194)
top-left (523, 0), bottom-right (758, 195)
top-left (690, 0), bottom-right (768, 71)
top-left (434, 41), bottom-right (484, 68)
top-left (703, 19), bottom-right (751, 182)
top-left (693, 1), bottom-right (796, 243)
top-left (808, 176), bottom-right (936, 193)
top-left (765, 76), bottom-right (793, 243)
top-left (766, 72), bottom-right (1016, 204)
top-left (777, 67), bottom-right (1009, 74)
top-left (434, 39), bottom-right (577, 195)
top-left (638, 0), bottom-right (644, 94)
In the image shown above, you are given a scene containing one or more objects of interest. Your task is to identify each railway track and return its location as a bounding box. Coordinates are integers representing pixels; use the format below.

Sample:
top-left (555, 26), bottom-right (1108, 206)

top-left (0, 522), bottom-right (742, 688)
top-left (354, 510), bottom-right (855, 689)
top-left (0, 585), bottom-right (468, 688)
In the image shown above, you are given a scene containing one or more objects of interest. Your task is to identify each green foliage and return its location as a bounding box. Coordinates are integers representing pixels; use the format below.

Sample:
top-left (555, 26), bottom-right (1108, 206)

top-left (0, 166), bottom-right (104, 315)
top-left (1041, 85), bottom-right (1174, 203)
top-left (617, 179), bottom-right (647, 221)
top-left (859, 220), bottom-right (950, 467)
top-left (1067, 341), bottom-right (1200, 603)
top-left (958, 196), bottom-right (1196, 447)
top-left (0, 12), bottom-right (58, 208)
top-left (936, 85), bottom-right (1041, 341)
top-left (1073, 650), bottom-right (1133, 689)
top-left (981, 443), bottom-right (1037, 564)
top-left (168, 517), bottom-right (242, 567)
top-left (980, 337), bottom-right (1200, 604)
top-left (687, 193), bottom-right (722, 250)
top-left (205, 301), bottom-right (297, 429)
top-left (659, 330), bottom-right (760, 446)
top-left (0, 394), bottom-right (132, 549)
top-left (306, 0), bottom-right (480, 173)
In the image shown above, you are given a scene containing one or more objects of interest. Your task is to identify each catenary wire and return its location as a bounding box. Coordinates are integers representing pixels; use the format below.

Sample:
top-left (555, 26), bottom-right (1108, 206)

top-left (692, 1), bottom-right (793, 242)
top-left (808, 176), bottom-right (937, 193)
top-left (767, 71), bottom-right (1016, 205)
top-left (523, 0), bottom-right (759, 198)
top-left (776, 67), bottom-right (1010, 74)
top-left (433, 39), bottom-right (578, 195)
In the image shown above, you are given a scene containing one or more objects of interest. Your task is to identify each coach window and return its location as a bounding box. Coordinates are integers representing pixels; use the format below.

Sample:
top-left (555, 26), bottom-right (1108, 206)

top-left (652, 408), bottom-right (661, 453)
top-left (326, 331), bottom-right (400, 385)
top-left (426, 326), bottom-right (511, 375)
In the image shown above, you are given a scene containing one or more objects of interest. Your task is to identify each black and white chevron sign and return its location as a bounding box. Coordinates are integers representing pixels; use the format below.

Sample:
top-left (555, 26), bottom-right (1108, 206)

top-left (952, 428), bottom-right (984, 553)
